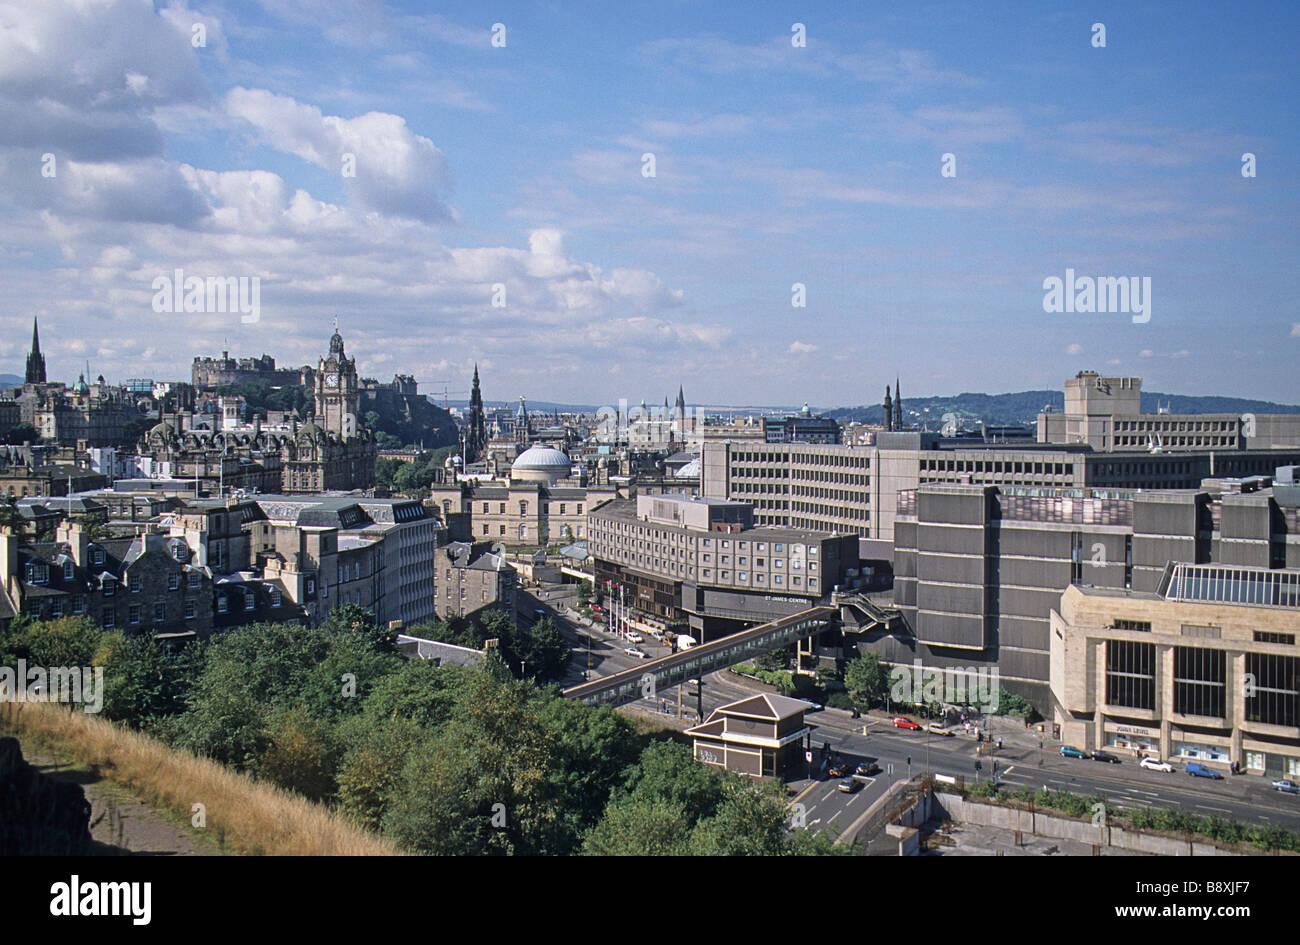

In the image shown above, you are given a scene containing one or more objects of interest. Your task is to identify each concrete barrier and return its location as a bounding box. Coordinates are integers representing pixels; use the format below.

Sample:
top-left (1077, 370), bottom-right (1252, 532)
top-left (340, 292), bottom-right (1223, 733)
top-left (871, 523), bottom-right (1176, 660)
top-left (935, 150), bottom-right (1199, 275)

top-left (932, 792), bottom-right (1270, 856)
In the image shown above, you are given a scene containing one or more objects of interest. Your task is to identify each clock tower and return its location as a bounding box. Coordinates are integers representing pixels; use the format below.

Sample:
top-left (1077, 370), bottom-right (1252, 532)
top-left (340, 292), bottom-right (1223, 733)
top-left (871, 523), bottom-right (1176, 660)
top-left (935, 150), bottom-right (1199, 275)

top-left (315, 324), bottom-right (360, 439)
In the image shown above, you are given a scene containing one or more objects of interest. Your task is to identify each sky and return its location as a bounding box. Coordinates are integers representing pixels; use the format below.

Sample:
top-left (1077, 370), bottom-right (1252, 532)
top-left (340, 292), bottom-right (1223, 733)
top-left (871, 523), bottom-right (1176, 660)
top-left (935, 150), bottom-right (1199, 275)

top-left (0, 0), bottom-right (1296, 408)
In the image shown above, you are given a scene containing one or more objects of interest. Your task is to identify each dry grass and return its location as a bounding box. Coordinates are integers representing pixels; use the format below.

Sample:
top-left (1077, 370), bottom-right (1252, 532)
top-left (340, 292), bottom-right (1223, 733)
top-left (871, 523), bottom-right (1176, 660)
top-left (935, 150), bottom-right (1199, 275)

top-left (1, 701), bottom-right (402, 856)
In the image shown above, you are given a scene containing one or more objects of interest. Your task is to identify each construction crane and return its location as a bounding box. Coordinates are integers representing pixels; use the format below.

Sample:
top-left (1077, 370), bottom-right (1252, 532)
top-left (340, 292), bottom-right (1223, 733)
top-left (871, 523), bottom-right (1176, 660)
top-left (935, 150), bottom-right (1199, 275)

top-left (427, 380), bottom-right (471, 409)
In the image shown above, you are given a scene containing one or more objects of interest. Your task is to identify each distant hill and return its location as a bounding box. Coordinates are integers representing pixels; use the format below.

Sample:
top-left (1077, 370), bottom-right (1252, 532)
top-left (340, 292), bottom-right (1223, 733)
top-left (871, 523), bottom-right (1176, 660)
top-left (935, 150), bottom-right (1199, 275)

top-left (826, 391), bottom-right (1300, 430)
top-left (0, 373), bottom-right (24, 390)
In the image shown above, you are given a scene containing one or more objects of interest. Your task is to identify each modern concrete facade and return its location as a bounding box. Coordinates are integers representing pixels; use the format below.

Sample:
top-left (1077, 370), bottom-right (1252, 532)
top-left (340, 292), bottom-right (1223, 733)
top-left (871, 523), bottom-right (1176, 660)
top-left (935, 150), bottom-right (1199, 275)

top-left (1051, 572), bottom-right (1300, 777)
top-left (703, 432), bottom-right (1300, 548)
top-left (587, 493), bottom-right (857, 638)
top-left (879, 476), bottom-right (1300, 711)
top-left (1038, 371), bottom-right (1300, 451)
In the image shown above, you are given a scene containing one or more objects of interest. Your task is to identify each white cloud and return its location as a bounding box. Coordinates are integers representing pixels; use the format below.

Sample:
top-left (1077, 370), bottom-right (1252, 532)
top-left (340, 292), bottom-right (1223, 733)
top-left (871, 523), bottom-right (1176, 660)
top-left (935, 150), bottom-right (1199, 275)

top-left (789, 341), bottom-right (819, 354)
top-left (225, 87), bottom-right (455, 223)
top-left (1066, 343), bottom-right (1084, 355)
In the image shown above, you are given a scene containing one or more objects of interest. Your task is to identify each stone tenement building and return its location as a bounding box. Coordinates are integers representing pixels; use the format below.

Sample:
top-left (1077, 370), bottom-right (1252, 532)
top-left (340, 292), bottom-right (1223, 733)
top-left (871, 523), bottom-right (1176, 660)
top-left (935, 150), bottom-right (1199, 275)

top-left (0, 520), bottom-right (216, 638)
top-left (139, 329), bottom-right (377, 494)
top-left (433, 541), bottom-right (515, 622)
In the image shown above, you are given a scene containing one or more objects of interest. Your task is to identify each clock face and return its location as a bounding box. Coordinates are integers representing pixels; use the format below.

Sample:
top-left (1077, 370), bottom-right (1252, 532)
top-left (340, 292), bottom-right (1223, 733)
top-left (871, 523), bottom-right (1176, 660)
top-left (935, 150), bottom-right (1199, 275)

top-left (325, 373), bottom-right (339, 389)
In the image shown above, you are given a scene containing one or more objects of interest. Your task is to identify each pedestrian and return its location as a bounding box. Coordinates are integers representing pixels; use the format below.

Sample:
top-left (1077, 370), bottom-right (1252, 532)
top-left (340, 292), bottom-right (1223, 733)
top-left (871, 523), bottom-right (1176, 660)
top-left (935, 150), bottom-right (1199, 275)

top-left (998, 737), bottom-right (1003, 750)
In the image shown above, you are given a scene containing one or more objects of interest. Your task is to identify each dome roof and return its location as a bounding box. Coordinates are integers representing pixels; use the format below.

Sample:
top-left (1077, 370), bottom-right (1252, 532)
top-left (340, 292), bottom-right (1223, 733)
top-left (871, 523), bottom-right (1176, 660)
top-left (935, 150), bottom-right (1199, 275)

top-left (674, 458), bottom-right (701, 478)
top-left (511, 445), bottom-right (571, 471)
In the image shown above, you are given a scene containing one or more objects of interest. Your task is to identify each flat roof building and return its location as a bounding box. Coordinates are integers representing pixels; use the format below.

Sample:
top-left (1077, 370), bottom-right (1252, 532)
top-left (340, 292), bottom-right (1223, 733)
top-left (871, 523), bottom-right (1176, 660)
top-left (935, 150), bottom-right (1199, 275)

top-left (1051, 568), bottom-right (1300, 778)
top-left (874, 475), bottom-right (1300, 711)
top-left (588, 494), bottom-right (857, 639)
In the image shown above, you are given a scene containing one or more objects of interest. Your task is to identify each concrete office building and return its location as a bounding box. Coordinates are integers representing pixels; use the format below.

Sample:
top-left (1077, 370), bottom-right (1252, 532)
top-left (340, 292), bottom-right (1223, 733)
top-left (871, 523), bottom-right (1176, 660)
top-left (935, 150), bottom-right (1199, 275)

top-left (1038, 371), bottom-right (1300, 451)
top-left (1051, 568), bottom-right (1300, 777)
top-left (587, 493), bottom-right (857, 638)
top-left (252, 495), bottom-right (437, 627)
top-left (878, 474), bottom-right (1300, 710)
top-left (703, 430), bottom-right (1300, 548)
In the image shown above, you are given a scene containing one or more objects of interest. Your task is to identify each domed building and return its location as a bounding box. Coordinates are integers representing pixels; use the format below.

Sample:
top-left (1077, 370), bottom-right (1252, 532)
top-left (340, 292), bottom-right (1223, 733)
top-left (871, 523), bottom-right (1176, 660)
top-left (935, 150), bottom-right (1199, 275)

top-left (509, 445), bottom-right (573, 485)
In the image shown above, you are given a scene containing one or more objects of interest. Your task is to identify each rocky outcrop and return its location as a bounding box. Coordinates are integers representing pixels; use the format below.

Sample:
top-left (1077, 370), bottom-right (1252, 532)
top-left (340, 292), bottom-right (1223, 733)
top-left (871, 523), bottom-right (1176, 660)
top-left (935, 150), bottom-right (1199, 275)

top-left (0, 736), bottom-right (94, 855)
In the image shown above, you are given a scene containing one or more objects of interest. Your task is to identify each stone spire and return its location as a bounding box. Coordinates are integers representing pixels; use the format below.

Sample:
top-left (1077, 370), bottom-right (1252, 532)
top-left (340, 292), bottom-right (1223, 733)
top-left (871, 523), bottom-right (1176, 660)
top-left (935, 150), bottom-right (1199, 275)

top-left (892, 377), bottom-right (903, 430)
top-left (25, 317), bottom-right (46, 385)
top-left (883, 385), bottom-right (893, 432)
top-left (466, 363), bottom-right (487, 463)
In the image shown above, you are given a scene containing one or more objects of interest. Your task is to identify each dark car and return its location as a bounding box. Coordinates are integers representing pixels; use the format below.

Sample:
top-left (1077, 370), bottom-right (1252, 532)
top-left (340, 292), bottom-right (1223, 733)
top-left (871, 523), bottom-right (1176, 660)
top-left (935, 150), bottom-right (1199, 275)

top-left (855, 761), bottom-right (880, 777)
top-left (828, 761), bottom-right (849, 778)
top-left (1186, 762), bottom-right (1224, 780)
top-left (838, 776), bottom-right (862, 794)
top-left (1059, 745), bottom-right (1088, 759)
top-left (1090, 750), bottom-right (1122, 764)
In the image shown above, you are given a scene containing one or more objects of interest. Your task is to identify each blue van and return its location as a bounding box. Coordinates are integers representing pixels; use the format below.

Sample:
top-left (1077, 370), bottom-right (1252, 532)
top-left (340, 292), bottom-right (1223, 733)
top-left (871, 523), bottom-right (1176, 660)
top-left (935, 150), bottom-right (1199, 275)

top-left (1186, 762), bottom-right (1224, 780)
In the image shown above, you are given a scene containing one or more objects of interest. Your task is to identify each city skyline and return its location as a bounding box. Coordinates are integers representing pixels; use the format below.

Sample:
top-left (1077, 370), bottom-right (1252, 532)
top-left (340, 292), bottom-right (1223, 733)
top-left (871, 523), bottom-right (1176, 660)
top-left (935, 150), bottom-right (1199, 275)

top-left (0, 1), bottom-right (1296, 404)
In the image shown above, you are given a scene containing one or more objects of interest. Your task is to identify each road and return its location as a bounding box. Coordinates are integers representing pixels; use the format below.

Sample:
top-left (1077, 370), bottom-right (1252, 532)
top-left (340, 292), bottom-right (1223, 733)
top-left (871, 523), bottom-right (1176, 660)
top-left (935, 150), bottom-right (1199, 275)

top-left (521, 581), bottom-right (1300, 838)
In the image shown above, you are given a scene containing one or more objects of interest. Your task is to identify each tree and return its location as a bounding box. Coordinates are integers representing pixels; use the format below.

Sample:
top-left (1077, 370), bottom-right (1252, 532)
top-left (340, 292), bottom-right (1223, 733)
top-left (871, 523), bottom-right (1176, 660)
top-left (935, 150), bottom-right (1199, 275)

top-left (613, 740), bottom-right (726, 826)
top-left (381, 673), bottom-right (562, 855)
top-left (576, 580), bottom-right (591, 607)
top-left (688, 781), bottom-right (790, 856)
top-left (581, 796), bottom-right (693, 856)
top-left (100, 634), bottom-right (204, 727)
top-left (844, 652), bottom-right (890, 709)
top-left (518, 617), bottom-right (572, 682)
top-left (257, 705), bottom-right (337, 802)
top-left (5, 616), bottom-right (104, 669)
top-left (335, 715), bottom-right (426, 831)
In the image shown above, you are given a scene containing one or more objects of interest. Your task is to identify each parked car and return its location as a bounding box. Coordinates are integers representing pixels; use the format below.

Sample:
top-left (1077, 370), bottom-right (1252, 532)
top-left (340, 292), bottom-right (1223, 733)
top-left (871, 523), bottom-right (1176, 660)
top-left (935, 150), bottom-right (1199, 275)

top-left (855, 761), bottom-right (881, 777)
top-left (1059, 745), bottom-right (1088, 759)
top-left (1090, 750), bottom-right (1122, 764)
top-left (1140, 757), bottom-right (1174, 773)
top-left (1186, 762), bottom-right (1224, 780)
top-left (892, 717), bottom-right (921, 730)
top-left (927, 722), bottom-right (954, 737)
top-left (624, 647), bottom-right (649, 659)
top-left (1272, 779), bottom-right (1300, 794)
top-left (626, 633), bottom-right (643, 644)
top-left (838, 776), bottom-right (862, 793)
top-left (828, 761), bottom-right (849, 778)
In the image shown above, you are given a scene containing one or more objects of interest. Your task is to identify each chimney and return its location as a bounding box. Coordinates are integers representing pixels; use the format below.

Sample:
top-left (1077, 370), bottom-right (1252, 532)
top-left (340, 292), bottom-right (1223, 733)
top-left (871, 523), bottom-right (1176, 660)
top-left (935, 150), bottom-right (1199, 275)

top-left (56, 519), bottom-right (89, 569)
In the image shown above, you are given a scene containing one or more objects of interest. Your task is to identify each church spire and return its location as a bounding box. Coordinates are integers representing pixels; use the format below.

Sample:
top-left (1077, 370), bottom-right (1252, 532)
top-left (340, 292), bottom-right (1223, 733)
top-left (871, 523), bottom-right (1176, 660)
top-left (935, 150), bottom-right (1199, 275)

top-left (883, 384), bottom-right (893, 432)
top-left (892, 377), bottom-right (903, 430)
top-left (25, 316), bottom-right (46, 385)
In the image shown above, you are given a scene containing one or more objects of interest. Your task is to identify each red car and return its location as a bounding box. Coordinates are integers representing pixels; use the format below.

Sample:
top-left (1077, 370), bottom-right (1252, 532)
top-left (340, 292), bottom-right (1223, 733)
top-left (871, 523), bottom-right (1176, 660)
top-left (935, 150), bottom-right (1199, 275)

top-left (892, 717), bottom-right (921, 730)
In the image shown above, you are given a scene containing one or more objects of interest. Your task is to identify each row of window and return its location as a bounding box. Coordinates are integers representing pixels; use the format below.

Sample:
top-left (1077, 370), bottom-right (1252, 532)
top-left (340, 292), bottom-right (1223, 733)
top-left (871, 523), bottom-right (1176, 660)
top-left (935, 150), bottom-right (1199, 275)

top-left (480, 501), bottom-right (584, 515)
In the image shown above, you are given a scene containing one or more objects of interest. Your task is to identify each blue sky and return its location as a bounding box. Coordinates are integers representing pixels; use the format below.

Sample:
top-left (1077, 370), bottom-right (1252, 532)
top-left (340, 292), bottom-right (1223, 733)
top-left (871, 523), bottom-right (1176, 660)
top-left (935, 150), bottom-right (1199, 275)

top-left (0, 0), bottom-right (1296, 407)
